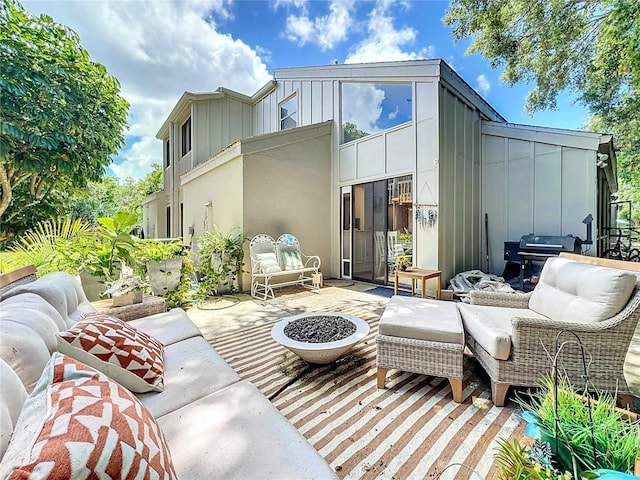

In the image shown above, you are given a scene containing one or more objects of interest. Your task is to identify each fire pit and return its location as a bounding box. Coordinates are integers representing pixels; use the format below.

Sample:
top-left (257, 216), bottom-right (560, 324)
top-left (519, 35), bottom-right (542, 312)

top-left (271, 312), bottom-right (370, 364)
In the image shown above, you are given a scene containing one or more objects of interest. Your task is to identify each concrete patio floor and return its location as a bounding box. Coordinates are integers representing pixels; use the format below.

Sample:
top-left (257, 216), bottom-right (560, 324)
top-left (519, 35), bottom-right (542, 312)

top-left (185, 278), bottom-right (389, 341)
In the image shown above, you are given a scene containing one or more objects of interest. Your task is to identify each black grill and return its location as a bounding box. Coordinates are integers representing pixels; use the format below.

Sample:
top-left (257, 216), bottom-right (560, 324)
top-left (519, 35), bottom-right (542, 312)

top-left (504, 235), bottom-right (584, 291)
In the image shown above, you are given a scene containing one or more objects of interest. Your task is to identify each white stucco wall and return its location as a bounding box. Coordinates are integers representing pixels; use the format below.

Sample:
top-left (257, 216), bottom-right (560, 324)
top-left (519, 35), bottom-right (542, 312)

top-left (242, 133), bottom-right (332, 288)
top-left (180, 152), bottom-right (244, 251)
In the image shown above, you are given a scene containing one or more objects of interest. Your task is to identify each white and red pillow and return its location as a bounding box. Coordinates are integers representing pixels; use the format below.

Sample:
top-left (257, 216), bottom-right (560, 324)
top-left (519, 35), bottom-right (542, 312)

top-left (57, 313), bottom-right (164, 393)
top-left (0, 353), bottom-right (176, 479)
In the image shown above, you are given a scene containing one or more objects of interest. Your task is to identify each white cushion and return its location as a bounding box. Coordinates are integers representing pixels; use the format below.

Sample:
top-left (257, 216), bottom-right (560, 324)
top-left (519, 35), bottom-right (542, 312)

top-left (0, 320), bottom-right (51, 393)
top-left (0, 292), bottom-right (67, 331)
top-left (0, 359), bottom-right (27, 459)
top-left (256, 252), bottom-right (282, 273)
top-left (0, 307), bottom-right (61, 354)
top-left (529, 257), bottom-right (637, 323)
top-left (378, 296), bottom-right (463, 344)
top-left (137, 336), bottom-right (240, 418)
top-left (128, 308), bottom-right (202, 346)
top-left (157, 380), bottom-right (336, 480)
top-left (0, 353), bottom-right (177, 479)
top-left (458, 304), bottom-right (548, 361)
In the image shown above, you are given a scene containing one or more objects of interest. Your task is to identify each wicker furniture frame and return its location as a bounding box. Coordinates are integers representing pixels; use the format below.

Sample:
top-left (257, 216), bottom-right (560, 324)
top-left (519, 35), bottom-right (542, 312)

top-left (376, 298), bottom-right (464, 402)
top-left (465, 253), bottom-right (640, 407)
top-left (249, 234), bottom-right (321, 300)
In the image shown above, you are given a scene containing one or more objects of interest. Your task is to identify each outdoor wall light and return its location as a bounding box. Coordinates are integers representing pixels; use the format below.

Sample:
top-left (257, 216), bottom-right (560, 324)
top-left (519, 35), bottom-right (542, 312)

top-left (204, 201), bottom-right (212, 207)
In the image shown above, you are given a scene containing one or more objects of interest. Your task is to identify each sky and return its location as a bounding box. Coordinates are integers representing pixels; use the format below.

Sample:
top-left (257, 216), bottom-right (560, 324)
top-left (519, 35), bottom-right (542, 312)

top-left (22, 0), bottom-right (590, 180)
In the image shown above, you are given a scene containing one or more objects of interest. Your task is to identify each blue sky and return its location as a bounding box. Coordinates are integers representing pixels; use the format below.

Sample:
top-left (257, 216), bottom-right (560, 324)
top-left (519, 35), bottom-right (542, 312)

top-left (22, 0), bottom-right (590, 180)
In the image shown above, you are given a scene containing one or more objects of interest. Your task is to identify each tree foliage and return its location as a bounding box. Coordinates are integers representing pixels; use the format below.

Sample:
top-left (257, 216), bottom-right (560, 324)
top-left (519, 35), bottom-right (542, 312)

top-left (64, 164), bottom-right (163, 227)
top-left (0, 0), bottom-right (129, 239)
top-left (444, 0), bottom-right (639, 214)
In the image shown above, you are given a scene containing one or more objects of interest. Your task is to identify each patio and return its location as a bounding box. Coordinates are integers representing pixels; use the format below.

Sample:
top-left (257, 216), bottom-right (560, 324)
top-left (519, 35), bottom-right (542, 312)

top-left (186, 279), bottom-right (525, 479)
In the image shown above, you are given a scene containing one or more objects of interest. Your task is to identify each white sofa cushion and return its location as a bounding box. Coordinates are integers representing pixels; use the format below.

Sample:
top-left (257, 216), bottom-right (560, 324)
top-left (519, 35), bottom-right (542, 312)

top-left (157, 380), bottom-right (337, 480)
top-left (1, 272), bottom-right (97, 327)
top-left (0, 359), bottom-right (27, 459)
top-left (458, 304), bottom-right (548, 360)
top-left (0, 303), bottom-right (61, 354)
top-left (529, 257), bottom-right (637, 324)
top-left (129, 308), bottom-right (202, 346)
top-left (0, 320), bottom-right (51, 393)
top-left (0, 353), bottom-right (177, 479)
top-left (0, 292), bottom-right (67, 332)
top-left (136, 336), bottom-right (241, 418)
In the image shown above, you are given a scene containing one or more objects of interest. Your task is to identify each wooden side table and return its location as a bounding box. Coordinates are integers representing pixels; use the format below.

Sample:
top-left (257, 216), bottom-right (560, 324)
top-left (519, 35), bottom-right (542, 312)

top-left (91, 294), bottom-right (167, 322)
top-left (394, 267), bottom-right (442, 300)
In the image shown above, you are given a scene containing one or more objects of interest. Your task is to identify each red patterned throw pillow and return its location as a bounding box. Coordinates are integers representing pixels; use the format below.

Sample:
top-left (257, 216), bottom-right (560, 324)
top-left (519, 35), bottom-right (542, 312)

top-left (57, 313), bottom-right (164, 393)
top-left (0, 353), bottom-right (177, 479)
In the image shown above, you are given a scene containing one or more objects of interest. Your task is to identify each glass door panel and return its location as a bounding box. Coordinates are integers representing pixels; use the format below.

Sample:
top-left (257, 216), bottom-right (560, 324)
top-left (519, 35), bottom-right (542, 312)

top-left (341, 186), bottom-right (352, 278)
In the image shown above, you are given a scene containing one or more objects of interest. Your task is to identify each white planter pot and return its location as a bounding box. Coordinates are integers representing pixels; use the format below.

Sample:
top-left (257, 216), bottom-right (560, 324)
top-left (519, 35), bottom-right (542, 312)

top-left (79, 270), bottom-right (107, 302)
top-left (148, 258), bottom-right (183, 296)
top-left (111, 289), bottom-right (143, 307)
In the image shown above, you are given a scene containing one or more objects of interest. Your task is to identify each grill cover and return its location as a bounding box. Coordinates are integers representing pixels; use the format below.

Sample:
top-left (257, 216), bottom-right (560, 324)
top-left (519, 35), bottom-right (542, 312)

top-left (518, 235), bottom-right (582, 255)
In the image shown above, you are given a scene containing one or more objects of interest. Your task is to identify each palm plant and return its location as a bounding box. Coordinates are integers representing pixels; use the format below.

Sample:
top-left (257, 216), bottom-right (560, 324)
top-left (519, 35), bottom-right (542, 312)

top-left (3, 217), bottom-right (93, 274)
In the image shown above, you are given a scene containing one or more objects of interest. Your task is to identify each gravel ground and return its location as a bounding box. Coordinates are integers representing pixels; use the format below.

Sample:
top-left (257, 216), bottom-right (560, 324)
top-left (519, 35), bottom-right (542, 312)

top-left (284, 315), bottom-right (356, 343)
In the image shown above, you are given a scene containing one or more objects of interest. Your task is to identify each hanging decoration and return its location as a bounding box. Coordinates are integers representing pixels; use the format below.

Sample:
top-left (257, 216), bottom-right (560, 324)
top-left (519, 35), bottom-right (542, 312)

top-left (415, 204), bottom-right (438, 228)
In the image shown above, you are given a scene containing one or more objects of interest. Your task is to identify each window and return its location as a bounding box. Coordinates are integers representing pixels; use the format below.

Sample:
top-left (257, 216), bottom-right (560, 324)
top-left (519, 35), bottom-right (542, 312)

top-left (341, 83), bottom-right (412, 144)
top-left (166, 207), bottom-right (171, 238)
top-left (279, 95), bottom-right (297, 130)
top-left (181, 117), bottom-right (191, 156)
top-left (165, 139), bottom-right (170, 168)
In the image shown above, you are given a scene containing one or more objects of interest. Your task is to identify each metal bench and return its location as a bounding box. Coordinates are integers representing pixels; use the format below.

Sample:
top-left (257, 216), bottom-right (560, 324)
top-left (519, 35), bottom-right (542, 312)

top-left (249, 234), bottom-right (321, 300)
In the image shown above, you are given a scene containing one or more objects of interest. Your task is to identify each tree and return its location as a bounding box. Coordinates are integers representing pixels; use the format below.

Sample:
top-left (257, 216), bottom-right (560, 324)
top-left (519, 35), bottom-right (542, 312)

top-left (64, 164), bottom-right (163, 227)
top-left (444, 0), bottom-right (638, 114)
top-left (0, 0), bottom-right (129, 241)
top-left (444, 0), bottom-right (639, 217)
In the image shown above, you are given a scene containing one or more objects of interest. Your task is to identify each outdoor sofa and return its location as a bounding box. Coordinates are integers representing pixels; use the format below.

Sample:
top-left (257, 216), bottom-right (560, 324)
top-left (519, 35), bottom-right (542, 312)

top-left (461, 253), bottom-right (640, 406)
top-left (0, 270), bottom-right (336, 479)
top-left (377, 253), bottom-right (640, 408)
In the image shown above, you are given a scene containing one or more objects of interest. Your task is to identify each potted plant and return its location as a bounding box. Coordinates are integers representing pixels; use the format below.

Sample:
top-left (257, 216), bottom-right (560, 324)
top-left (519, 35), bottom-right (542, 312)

top-left (495, 376), bottom-right (640, 479)
top-left (75, 211), bottom-right (140, 300)
top-left (193, 226), bottom-right (245, 296)
top-left (395, 254), bottom-right (410, 271)
top-left (134, 239), bottom-right (184, 296)
top-left (102, 274), bottom-right (148, 307)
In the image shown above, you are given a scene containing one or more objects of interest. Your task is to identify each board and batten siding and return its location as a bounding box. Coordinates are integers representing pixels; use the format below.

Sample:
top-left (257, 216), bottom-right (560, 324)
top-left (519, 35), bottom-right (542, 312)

top-left (482, 122), bottom-right (598, 276)
top-left (437, 85), bottom-right (483, 284)
top-left (193, 97), bottom-right (252, 168)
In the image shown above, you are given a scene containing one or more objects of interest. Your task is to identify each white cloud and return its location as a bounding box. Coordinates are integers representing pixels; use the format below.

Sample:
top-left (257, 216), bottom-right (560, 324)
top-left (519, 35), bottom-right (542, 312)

top-left (22, 0), bottom-right (271, 180)
top-left (342, 83), bottom-right (385, 134)
top-left (476, 74), bottom-right (491, 96)
top-left (284, 1), bottom-right (354, 51)
top-left (345, 0), bottom-right (434, 64)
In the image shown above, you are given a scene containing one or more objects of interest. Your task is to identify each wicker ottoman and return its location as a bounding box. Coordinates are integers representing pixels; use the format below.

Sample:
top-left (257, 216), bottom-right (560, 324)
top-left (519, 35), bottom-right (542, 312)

top-left (376, 295), bottom-right (464, 402)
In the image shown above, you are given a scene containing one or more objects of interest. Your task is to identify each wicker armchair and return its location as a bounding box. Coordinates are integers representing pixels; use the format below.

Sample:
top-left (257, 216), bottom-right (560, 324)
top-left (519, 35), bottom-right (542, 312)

top-left (459, 254), bottom-right (640, 407)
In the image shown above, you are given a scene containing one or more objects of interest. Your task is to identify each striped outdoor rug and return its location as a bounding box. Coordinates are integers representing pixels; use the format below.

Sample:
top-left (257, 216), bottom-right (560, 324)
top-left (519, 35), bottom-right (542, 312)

top-left (210, 304), bottom-right (525, 479)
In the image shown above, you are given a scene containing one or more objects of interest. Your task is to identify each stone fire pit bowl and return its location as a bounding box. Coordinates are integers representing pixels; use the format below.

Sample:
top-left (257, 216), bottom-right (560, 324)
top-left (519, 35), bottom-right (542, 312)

top-left (271, 312), bottom-right (370, 364)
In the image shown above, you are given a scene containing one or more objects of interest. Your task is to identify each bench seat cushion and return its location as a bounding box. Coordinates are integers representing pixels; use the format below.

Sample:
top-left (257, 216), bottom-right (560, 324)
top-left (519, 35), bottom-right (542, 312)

top-left (458, 304), bottom-right (548, 360)
top-left (157, 380), bottom-right (337, 480)
top-left (529, 257), bottom-right (636, 323)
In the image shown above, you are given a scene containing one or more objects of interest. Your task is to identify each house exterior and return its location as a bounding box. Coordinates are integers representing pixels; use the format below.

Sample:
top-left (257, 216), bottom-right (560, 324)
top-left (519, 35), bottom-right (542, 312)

top-left (143, 59), bottom-right (617, 292)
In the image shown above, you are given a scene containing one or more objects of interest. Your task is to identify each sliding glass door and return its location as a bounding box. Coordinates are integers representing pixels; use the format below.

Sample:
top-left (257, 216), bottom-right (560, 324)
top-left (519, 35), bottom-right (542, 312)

top-left (344, 175), bottom-right (413, 285)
